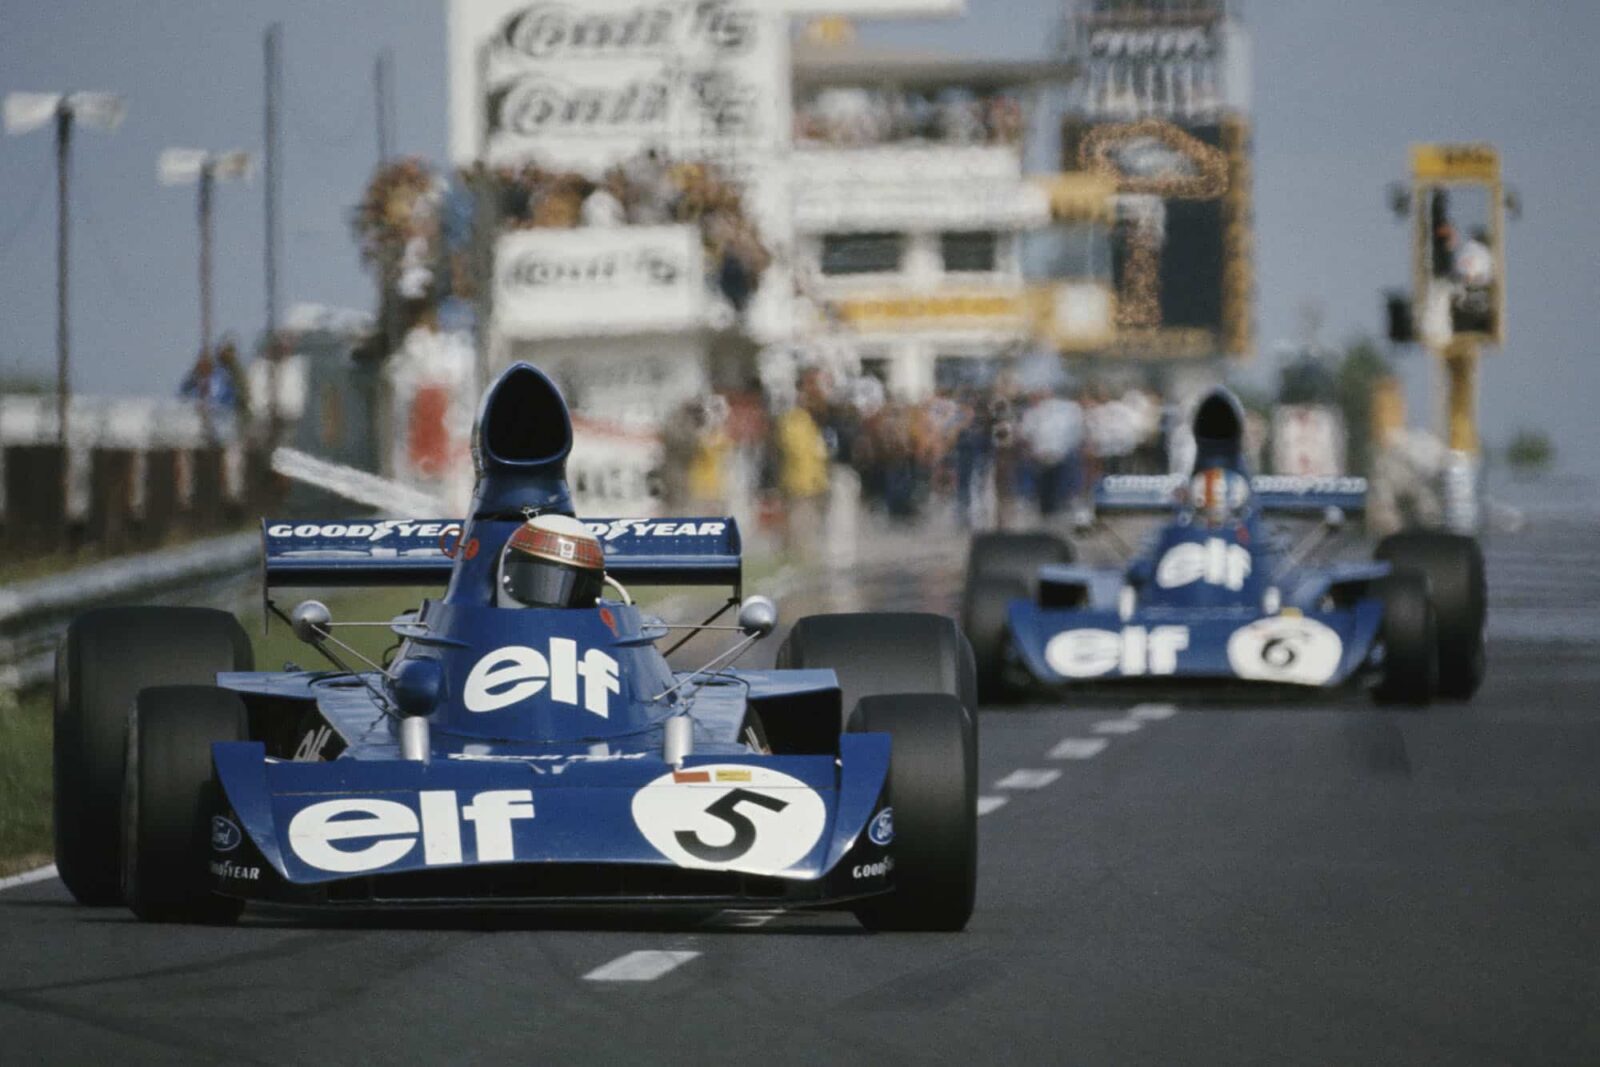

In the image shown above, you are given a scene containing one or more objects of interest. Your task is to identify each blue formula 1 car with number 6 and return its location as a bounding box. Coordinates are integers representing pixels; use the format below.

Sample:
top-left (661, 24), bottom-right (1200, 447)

top-left (54, 363), bottom-right (978, 929)
top-left (960, 389), bottom-right (1486, 706)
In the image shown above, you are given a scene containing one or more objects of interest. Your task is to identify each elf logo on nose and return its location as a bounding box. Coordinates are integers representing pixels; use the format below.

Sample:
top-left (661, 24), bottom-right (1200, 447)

top-left (463, 640), bottom-right (621, 717)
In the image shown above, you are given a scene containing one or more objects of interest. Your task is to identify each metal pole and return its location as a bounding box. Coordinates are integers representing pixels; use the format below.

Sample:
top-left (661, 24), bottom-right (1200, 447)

top-left (199, 164), bottom-right (214, 367)
top-left (375, 49), bottom-right (393, 165)
top-left (265, 24), bottom-right (282, 438)
top-left (55, 106), bottom-right (72, 450)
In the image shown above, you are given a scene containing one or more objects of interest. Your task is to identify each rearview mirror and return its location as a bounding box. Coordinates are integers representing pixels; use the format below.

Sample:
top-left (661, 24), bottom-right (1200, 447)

top-left (738, 595), bottom-right (778, 638)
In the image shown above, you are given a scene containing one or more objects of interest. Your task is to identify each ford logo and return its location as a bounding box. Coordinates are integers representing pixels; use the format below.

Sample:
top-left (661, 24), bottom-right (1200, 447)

top-left (211, 815), bottom-right (242, 852)
top-left (867, 807), bottom-right (894, 847)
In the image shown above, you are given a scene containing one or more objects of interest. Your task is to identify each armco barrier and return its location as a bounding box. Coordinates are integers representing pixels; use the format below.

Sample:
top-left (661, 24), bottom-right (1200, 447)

top-left (0, 531), bottom-right (260, 692)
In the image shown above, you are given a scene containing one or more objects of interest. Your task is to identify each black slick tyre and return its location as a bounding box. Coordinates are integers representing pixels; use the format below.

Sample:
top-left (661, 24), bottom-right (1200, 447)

top-left (54, 606), bottom-right (253, 906)
top-left (960, 576), bottom-right (1029, 704)
top-left (122, 685), bottom-right (248, 924)
top-left (1372, 571), bottom-right (1438, 707)
top-left (776, 613), bottom-right (977, 720)
top-left (848, 693), bottom-right (976, 932)
top-left (1375, 531), bottom-right (1486, 699)
top-left (964, 531), bottom-right (1073, 590)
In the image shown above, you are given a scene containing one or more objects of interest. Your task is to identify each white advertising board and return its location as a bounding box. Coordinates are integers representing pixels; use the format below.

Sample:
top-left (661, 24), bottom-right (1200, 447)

top-left (1272, 404), bottom-right (1347, 478)
top-left (793, 147), bottom-right (1048, 232)
top-left (493, 225), bottom-right (706, 338)
top-left (449, 0), bottom-right (788, 171)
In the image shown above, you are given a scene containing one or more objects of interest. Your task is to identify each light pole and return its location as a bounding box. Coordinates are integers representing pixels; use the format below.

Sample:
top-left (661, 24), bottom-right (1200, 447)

top-left (159, 149), bottom-right (253, 367)
top-left (3, 91), bottom-right (125, 450)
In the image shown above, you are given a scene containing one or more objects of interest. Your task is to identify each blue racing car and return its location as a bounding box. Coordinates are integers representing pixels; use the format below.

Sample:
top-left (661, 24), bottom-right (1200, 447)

top-left (960, 389), bottom-right (1486, 705)
top-left (54, 363), bottom-right (977, 928)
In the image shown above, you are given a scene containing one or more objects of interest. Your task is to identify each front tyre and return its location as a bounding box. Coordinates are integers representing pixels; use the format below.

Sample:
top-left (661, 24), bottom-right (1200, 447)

top-left (122, 686), bottom-right (248, 924)
top-left (848, 693), bottom-right (976, 932)
top-left (55, 606), bottom-right (253, 905)
top-left (960, 576), bottom-right (1029, 704)
top-left (1372, 572), bottom-right (1438, 707)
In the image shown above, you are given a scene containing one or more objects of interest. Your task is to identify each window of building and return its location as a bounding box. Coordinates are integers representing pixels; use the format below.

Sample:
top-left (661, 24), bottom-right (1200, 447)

top-left (940, 231), bottom-right (1000, 273)
top-left (820, 233), bottom-right (904, 276)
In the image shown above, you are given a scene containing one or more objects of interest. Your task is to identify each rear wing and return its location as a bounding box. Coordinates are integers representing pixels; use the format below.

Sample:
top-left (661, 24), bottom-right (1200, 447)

top-left (261, 517), bottom-right (743, 591)
top-left (1096, 475), bottom-right (1368, 515)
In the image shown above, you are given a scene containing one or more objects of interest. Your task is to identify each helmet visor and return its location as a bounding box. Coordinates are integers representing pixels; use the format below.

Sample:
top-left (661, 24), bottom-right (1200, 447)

top-left (501, 554), bottom-right (603, 609)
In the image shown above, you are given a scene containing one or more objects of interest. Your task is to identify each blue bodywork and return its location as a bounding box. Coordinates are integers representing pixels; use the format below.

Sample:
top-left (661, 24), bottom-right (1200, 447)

top-left (204, 365), bottom-right (894, 909)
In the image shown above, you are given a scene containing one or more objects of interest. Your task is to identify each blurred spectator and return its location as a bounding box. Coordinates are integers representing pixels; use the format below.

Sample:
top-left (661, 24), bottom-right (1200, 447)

top-left (1019, 388), bottom-right (1083, 518)
top-left (774, 383), bottom-right (831, 554)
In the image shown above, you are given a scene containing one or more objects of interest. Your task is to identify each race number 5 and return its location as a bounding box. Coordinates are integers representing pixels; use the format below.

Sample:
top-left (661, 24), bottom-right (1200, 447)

top-left (675, 789), bottom-right (789, 863)
top-left (631, 765), bottom-right (828, 874)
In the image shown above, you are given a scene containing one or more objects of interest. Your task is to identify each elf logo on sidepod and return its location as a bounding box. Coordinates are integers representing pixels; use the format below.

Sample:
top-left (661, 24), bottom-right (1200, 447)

top-left (287, 790), bottom-right (535, 874)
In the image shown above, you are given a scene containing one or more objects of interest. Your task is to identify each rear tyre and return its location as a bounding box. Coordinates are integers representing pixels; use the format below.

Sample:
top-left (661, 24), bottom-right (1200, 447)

top-left (848, 693), bottom-right (976, 932)
top-left (959, 576), bottom-right (1029, 705)
top-left (776, 613), bottom-right (976, 720)
top-left (964, 531), bottom-right (1073, 590)
top-left (54, 607), bottom-right (252, 906)
top-left (122, 686), bottom-right (248, 924)
top-left (1372, 572), bottom-right (1438, 707)
top-left (1375, 531), bottom-right (1486, 699)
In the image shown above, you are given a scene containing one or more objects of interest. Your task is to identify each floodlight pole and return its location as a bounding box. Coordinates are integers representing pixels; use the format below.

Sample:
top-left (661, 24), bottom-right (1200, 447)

top-left (54, 105), bottom-right (72, 449)
top-left (198, 161), bottom-right (215, 361)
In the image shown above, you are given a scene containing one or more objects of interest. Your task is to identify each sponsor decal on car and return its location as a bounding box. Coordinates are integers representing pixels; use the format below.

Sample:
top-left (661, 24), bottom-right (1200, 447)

top-left (632, 764), bottom-right (827, 875)
top-left (1044, 625), bottom-right (1191, 679)
top-left (463, 641), bottom-right (621, 717)
top-left (584, 519), bottom-right (727, 542)
top-left (867, 807), bottom-right (895, 847)
top-left (265, 520), bottom-right (461, 542)
top-left (292, 724), bottom-right (335, 762)
top-left (209, 860), bottom-right (260, 881)
top-left (1226, 616), bottom-right (1343, 686)
top-left (286, 789), bottom-right (535, 874)
top-left (852, 857), bottom-right (894, 880)
top-left (210, 815), bottom-right (242, 852)
top-left (1155, 539), bottom-right (1252, 591)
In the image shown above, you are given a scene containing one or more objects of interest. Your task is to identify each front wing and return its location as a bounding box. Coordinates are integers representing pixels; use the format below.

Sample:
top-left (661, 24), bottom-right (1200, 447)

top-left (206, 735), bottom-right (896, 909)
top-left (1006, 601), bottom-right (1385, 690)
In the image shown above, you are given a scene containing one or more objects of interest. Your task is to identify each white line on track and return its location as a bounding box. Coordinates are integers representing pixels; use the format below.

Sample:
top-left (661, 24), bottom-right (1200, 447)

top-left (714, 909), bottom-right (784, 928)
top-left (976, 795), bottom-right (1009, 816)
top-left (0, 863), bottom-right (57, 894)
top-left (1128, 703), bottom-right (1178, 721)
top-left (1049, 738), bottom-right (1109, 760)
top-left (1092, 719), bottom-right (1142, 735)
top-left (584, 950), bottom-right (700, 982)
top-left (995, 768), bottom-right (1062, 790)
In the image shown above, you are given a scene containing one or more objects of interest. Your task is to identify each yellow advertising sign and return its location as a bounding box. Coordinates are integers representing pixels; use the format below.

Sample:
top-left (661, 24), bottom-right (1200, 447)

top-left (836, 293), bottom-right (1027, 329)
top-left (1411, 143), bottom-right (1500, 183)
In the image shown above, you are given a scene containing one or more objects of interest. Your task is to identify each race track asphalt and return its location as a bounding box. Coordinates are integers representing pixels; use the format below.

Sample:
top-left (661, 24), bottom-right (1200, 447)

top-left (3, 487), bottom-right (1597, 1065)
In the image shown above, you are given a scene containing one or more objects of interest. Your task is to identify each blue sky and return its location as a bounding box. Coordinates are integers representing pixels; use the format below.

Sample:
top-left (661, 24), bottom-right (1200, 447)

top-left (1, 0), bottom-right (1596, 466)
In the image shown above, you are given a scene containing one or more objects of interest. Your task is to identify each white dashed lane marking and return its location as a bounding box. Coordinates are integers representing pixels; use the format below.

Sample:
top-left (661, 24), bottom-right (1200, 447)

top-left (712, 909), bottom-right (784, 929)
top-left (1128, 703), bottom-right (1178, 721)
top-left (1049, 738), bottom-right (1109, 760)
top-left (995, 769), bottom-right (1062, 790)
top-left (0, 864), bottom-right (57, 894)
top-left (977, 796), bottom-right (1009, 816)
top-left (585, 950), bottom-right (700, 982)
top-left (1092, 719), bottom-right (1142, 735)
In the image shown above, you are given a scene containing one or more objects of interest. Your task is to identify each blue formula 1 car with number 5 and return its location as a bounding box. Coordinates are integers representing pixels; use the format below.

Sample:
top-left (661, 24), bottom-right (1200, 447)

top-left (960, 389), bottom-right (1486, 706)
top-left (54, 363), bottom-right (978, 929)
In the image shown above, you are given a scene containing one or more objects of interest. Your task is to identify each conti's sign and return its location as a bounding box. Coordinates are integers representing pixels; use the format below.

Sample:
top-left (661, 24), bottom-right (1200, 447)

top-left (448, 0), bottom-right (786, 169)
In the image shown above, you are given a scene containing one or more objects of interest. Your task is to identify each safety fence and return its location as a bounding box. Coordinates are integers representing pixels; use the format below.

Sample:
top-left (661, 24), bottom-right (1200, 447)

top-left (0, 531), bottom-right (261, 692)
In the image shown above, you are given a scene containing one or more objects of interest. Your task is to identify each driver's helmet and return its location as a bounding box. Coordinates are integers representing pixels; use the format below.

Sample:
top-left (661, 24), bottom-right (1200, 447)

top-left (1189, 467), bottom-right (1251, 526)
top-left (498, 514), bottom-right (605, 609)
